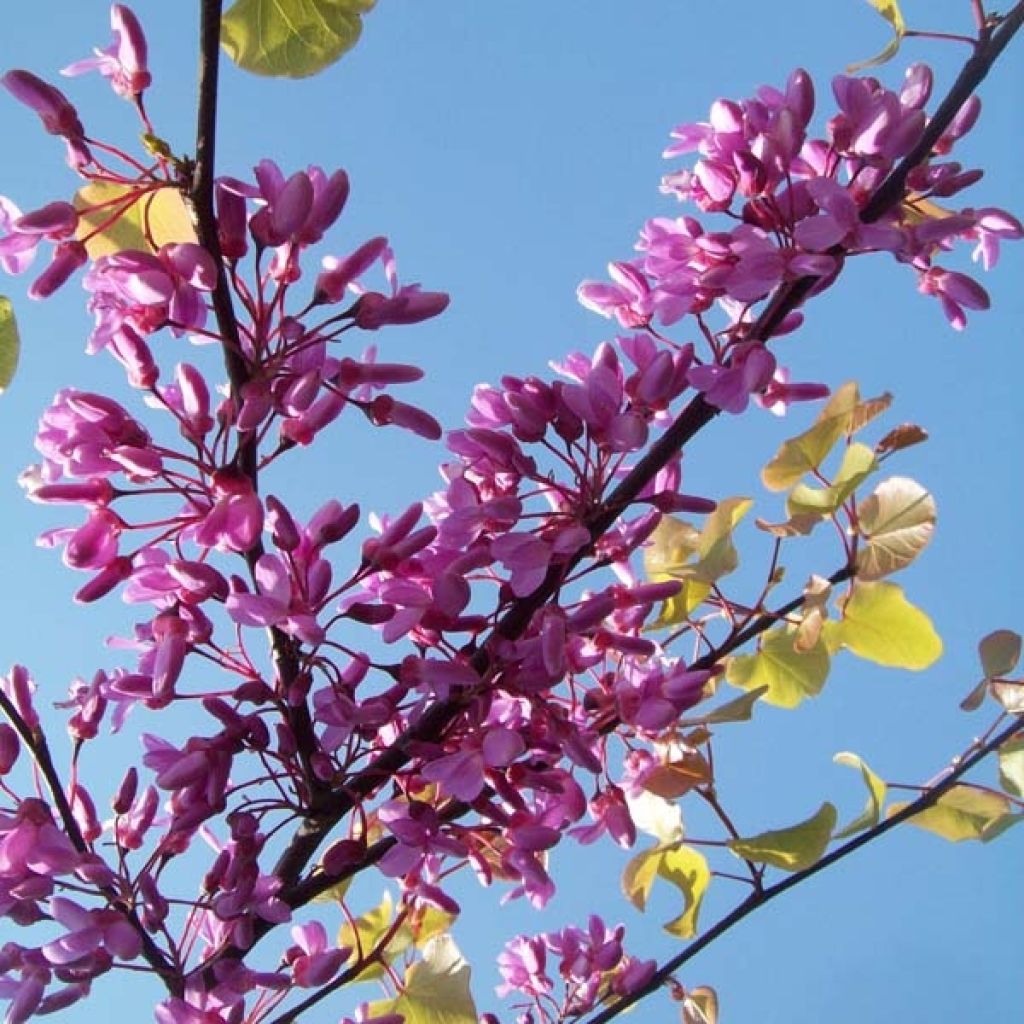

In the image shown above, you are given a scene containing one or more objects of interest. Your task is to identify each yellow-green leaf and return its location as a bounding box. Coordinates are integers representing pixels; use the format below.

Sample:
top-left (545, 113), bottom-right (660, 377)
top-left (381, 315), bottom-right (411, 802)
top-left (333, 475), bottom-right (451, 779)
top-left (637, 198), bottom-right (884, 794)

top-left (684, 685), bottom-right (768, 725)
top-left (369, 935), bottom-right (477, 1024)
top-left (787, 442), bottom-right (877, 517)
top-left (337, 891), bottom-right (395, 980)
top-left (849, 391), bottom-right (893, 434)
top-left (979, 630), bottom-right (1022, 680)
top-left (729, 802), bottom-right (837, 872)
top-left (997, 737), bottom-right (1024, 798)
top-left (725, 628), bottom-right (831, 709)
top-left (831, 581), bottom-right (942, 670)
top-left (622, 843), bottom-right (711, 939)
top-left (74, 182), bottom-right (196, 259)
top-left (762, 382), bottom-right (859, 491)
top-left (659, 844), bottom-right (711, 938)
top-left (222, 0), bottom-right (376, 78)
top-left (692, 497), bottom-right (753, 583)
top-left (833, 751), bottom-right (887, 838)
top-left (855, 476), bottom-right (936, 580)
top-left (848, 0), bottom-right (906, 72)
top-left (890, 785), bottom-right (1012, 842)
top-left (0, 297), bottom-right (19, 394)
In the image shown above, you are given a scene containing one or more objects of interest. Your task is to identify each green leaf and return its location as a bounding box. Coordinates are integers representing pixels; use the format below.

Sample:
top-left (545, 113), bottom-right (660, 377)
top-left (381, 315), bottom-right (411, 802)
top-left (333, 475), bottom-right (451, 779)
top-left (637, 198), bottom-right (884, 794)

top-left (833, 752), bottom-right (887, 838)
top-left (684, 685), bottom-right (768, 725)
top-left (369, 935), bottom-right (478, 1024)
top-left (830, 581), bottom-right (942, 670)
top-left (222, 0), bottom-right (376, 78)
top-left (786, 442), bottom-right (877, 517)
top-left (74, 182), bottom-right (197, 259)
top-left (622, 843), bottom-right (711, 939)
top-left (729, 802), bottom-right (837, 872)
top-left (979, 630), bottom-right (1022, 679)
top-left (980, 813), bottom-right (1024, 842)
top-left (692, 497), bottom-right (753, 584)
top-left (997, 737), bottom-right (1024, 798)
top-left (725, 628), bottom-right (831, 709)
top-left (890, 785), bottom-right (1012, 842)
top-left (848, 0), bottom-right (906, 72)
top-left (0, 297), bottom-right (20, 394)
top-left (761, 382), bottom-right (859, 491)
top-left (855, 476), bottom-right (936, 580)
top-left (337, 891), bottom-right (395, 980)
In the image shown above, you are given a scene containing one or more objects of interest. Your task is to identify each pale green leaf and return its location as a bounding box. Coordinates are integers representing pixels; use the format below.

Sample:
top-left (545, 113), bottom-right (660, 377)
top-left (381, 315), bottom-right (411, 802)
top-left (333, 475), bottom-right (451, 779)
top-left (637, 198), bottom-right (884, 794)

top-left (997, 737), bottom-right (1024, 798)
top-left (729, 802), bottom-right (837, 872)
top-left (831, 581), bottom-right (942, 670)
top-left (692, 497), bottom-right (753, 583)
top-left (222, 0), bottom-right (376, 78)
top-left (684, 685), bottom-right (768, 725)
top-left (369, 935), bottom-right (477, 1024)
top-left (761, 382), bottom-right (859, 491)
top-left (658, 844), bottom-right (711, 938)
top-left (833, 751), bottom-right (887, 838)
top-left (643, 516), bottom-right (700, 577)
top-left (337, 891), bottom-right (395, 980)
top-left (626, 790), bottom-right (684, 845)
top-left (980, 813), bottom-right (1024, 842)
top-left (890, 785), bottom-right (1012, 842)
top-left (979, 630), bottom-right (1022, 680)
top-left (848, 0), bottom-right (907, 72)
top-left (74, 182), bottom-right (196, 259)
top-left (787, 442), bottom-right (877, 517)
top-left (991, 681), bottom-right (1024, 714)
top-left (0, 297), bottom-right (19, 394)
top-left (725, 629), bottom-right (831, 709)
top-left (855, 476), bottom-right (936, 580)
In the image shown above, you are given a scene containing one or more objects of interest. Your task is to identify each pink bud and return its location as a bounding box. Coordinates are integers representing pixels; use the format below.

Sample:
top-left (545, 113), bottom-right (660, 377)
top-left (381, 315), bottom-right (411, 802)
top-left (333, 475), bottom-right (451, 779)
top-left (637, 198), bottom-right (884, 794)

top-left (14, 201), bottom-right (78, 236)
top-left (314, 236), bottom-right (388, 303)
top-left (28, 240), bottom-right (87, 299)
top-left (74, 555), bottom-right (133, 603)
top-left (0, 723), bottom-right (20, 774)
top-left (111, 5), bottom-right (151, 97)
top-left (2, 70), bottom-right (84, 139)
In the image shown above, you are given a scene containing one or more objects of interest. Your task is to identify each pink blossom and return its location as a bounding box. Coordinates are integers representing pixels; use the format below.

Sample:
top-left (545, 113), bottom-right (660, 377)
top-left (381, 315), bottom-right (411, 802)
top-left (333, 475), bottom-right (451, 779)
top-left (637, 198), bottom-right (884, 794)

top-left (62, 5), bottom-right (151, 99)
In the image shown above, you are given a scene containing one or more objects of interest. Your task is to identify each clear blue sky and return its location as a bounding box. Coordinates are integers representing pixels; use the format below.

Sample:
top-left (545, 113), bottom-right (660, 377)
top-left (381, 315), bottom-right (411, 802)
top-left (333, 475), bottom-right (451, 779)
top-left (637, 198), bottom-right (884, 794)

top-left (0, 3), bottom-right (1021, 1023)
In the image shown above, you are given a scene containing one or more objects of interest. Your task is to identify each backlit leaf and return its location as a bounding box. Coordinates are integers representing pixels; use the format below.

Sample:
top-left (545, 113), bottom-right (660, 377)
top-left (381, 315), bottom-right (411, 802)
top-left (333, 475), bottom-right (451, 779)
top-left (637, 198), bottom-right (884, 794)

top-left (337, 891), bottom-right (395, 980)
top-left (830, 581), bottom-right (941, 670)
top-left (729, 802), bottom-right (837, 872)
top-left (659, 844), bottom-right (711, 938)
top-left (642, 750), bottom-right (711, 799)
top-left (787, 442), bottom-right (876, 517)
top-left (692, 497), bottom-right (753, 583)
top-left (979, 630), bottom-right (1022, 680)
top-left (991, 681), bottom-right (1024, 714)
top-left (875, 423), bottom-right (928, 455)
top-left (762, 382), bottom-right (859, 491)
top-left (369, 935), bottom-right (477, 1024)
top-left (0, 297), bottom-right (19, 394)
top-left (74, 182), bottom-right (196, 259)
top-left (890, 785), bottom-right (1011, 842)
top-left (682, 986), bottom-right (719, 1024)
top-left (627, 790), bottom-right (684, 845)
top-left (855, 476), bottom-right (936, 580)
top-left (848, 0), bottom-right (906, 71)
top-left (725, 628), bottom-right (831, 709)
top-left (848, 391), bottom-right (892, 434)
top-left (622, 846), bottom-right (661, 912)
top-left (997, 737), bottom-right (1024, 798)
top-left (685, 685), bottom-right (768, 725)
top-left (222, 0), bottom-right (376, 78)
top-left (833, 751), bottom-right (887, 838)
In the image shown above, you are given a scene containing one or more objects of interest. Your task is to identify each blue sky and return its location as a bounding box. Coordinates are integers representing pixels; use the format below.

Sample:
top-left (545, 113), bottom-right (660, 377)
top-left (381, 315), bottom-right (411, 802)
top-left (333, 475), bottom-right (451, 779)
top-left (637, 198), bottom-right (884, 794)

top-left (0, 3), bottom-right (1021, 1023)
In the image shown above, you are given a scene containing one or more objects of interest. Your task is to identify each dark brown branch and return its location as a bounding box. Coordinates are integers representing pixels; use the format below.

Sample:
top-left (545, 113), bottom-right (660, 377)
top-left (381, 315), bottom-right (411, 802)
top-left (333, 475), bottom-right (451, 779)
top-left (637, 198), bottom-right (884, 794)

top-left (581, 715), bottom-right (1024, 1024)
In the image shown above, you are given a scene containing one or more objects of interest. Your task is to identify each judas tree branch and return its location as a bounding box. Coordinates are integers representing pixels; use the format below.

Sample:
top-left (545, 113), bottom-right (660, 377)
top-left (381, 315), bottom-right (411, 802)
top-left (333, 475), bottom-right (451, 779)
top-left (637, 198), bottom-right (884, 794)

top-left (191, 0), bottom-right (326, 804)
top-left (269, 0), bottom-right (1023, 934)
top-left (581, 714), bottom-right (1024, 1024)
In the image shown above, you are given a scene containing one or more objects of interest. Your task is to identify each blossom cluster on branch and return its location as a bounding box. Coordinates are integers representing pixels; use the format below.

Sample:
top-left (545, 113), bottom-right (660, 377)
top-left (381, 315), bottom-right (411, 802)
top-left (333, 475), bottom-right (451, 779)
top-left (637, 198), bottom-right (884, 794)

top-left (0, 5), bottom-right (1020, 1024)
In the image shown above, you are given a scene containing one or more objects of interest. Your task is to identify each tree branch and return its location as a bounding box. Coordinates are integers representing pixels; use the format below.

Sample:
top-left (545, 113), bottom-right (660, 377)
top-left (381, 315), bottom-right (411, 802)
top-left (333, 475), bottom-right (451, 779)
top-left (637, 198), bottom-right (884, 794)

top-left (582, 715), bottom-right (1024, 1024)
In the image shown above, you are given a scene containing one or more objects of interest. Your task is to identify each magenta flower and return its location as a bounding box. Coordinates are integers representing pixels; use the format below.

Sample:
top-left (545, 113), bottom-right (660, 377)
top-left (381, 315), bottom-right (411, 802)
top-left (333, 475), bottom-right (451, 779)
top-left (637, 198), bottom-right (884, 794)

top-left (62, 5), bottom-right (151, 99)
top-left (1, 70), bottom-right (85, 140)
top-left (285, 922), bottom-right (350, 988)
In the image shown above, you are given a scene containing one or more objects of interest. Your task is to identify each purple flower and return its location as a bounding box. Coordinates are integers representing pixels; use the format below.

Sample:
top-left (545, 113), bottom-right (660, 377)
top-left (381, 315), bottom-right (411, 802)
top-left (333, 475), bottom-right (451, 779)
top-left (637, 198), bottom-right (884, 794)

top-left (62, 5), bottom-right (151, 99)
